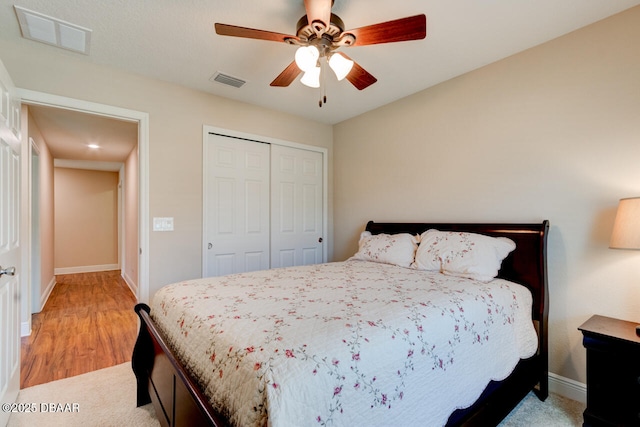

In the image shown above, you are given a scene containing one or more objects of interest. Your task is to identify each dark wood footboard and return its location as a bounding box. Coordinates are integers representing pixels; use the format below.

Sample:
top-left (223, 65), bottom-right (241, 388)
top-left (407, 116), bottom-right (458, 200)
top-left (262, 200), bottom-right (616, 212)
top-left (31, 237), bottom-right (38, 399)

top-left (132, 303), bottom-right (229, 427)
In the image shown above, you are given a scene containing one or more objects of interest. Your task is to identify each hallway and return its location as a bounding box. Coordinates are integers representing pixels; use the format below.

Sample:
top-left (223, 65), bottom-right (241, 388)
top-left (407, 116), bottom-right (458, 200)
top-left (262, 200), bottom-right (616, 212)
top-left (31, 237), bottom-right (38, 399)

top-left (20, 271), bottom-right (138, 388)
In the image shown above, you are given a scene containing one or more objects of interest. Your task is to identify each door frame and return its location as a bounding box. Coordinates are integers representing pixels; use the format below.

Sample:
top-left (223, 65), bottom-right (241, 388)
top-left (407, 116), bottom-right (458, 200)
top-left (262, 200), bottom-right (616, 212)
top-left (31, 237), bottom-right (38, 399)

top-left (201, 125), bottom-right (329, 277)
top-left (28, 136), bottom-right (41, 315)
top-left (16, 89), bottom-right (150, 313)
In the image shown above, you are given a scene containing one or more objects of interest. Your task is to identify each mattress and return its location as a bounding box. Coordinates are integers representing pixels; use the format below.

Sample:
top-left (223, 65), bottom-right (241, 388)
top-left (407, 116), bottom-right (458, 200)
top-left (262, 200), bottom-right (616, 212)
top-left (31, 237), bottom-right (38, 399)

top-left (150, 260), bottom-right (538, 427)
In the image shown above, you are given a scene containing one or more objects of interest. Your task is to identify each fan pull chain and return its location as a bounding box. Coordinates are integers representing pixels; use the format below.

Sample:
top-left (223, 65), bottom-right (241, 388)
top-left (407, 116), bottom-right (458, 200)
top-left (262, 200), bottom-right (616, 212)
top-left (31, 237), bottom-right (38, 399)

top-left (322, 62), bottom-right (327, 105)
top-left (319, 60), bottom-right (327, 108)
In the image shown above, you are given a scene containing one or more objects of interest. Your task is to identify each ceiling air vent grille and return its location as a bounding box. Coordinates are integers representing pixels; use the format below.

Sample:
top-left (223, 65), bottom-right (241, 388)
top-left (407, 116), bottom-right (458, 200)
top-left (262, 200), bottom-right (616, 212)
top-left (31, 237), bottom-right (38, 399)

top-left (210, 72), bottom-right (246, 88)
top-left (14, 5), bottom-right (92, 55)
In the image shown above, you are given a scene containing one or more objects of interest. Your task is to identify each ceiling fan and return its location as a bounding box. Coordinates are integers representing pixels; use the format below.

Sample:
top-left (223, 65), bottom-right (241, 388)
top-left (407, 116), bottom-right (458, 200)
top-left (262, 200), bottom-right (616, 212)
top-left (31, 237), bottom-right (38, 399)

top-left (214, 0), bottom-right (426, 104)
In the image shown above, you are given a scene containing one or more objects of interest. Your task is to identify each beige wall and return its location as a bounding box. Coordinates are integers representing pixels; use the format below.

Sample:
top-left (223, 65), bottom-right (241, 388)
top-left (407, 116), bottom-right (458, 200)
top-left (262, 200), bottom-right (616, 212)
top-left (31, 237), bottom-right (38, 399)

top-left (26, 109), bottom-right (55, 307)
top-left (0, 40), bottom-right (334, 298)
top-left (333, 6), bottom-right (640, 385)
top-left (54, 168), bottom-right (119, 269)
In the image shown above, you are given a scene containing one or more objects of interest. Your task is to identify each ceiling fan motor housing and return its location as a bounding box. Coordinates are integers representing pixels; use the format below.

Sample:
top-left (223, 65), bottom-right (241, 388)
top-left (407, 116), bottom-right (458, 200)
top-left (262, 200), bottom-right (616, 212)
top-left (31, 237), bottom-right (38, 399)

top-left (294, 13), bottom-right (355, 50)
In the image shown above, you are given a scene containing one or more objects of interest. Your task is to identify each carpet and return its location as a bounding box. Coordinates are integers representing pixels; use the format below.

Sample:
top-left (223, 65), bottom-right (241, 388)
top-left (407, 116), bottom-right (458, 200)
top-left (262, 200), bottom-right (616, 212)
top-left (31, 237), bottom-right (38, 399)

top-left (8, 362), bottom-right (585, 426)
top-left (500, 390), bottom-right (584, 426)
top-left (7, 363), bottom-right (159, 427)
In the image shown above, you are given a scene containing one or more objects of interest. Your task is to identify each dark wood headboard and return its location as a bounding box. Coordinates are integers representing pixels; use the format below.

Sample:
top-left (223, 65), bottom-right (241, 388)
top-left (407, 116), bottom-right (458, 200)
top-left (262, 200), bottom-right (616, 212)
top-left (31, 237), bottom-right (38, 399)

top-left (365, 220), bottom-right (550, 324)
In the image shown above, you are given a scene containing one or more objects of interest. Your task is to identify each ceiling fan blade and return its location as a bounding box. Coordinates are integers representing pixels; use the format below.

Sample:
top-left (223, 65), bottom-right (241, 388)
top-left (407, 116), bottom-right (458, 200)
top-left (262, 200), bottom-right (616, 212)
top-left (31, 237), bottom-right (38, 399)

top-left (270, 61), bottom-right (302, 87)
top-left (344, 14), bottom-right (426, 47)
top-left (215, 23), bottom-right (299, 43)
top-left (341, 54), bottom-right (377, 90)
top-left (304, 0), bottom-right (332, 29)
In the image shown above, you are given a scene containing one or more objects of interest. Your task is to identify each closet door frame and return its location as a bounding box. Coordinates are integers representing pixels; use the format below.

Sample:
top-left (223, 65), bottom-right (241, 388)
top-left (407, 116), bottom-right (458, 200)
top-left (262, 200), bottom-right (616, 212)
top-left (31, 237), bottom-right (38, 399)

top-left (201, 125), bottom-right (328, 277)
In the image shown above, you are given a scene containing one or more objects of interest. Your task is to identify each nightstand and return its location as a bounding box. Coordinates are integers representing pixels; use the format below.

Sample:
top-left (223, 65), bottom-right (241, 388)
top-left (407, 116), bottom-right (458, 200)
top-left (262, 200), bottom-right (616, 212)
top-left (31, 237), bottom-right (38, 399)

top-left (579, 315), bottom-right (640, 426)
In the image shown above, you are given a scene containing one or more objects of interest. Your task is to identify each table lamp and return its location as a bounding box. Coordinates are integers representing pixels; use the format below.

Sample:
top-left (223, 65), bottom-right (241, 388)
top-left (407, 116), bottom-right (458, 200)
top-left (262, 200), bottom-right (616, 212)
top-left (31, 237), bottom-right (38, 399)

top-left (609, 197), bottom-right (640, 335)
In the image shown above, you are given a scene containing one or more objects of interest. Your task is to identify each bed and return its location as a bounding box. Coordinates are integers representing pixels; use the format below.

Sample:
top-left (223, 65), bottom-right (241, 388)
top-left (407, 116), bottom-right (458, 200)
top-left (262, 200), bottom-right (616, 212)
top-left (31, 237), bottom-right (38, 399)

top-left (132, 220), bottom-right (549, 426)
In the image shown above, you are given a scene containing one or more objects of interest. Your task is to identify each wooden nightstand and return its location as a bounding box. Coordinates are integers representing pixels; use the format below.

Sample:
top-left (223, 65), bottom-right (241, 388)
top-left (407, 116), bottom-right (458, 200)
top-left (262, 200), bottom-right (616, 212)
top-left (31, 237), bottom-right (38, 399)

top-left (579, 315), bottom-right (640, 426)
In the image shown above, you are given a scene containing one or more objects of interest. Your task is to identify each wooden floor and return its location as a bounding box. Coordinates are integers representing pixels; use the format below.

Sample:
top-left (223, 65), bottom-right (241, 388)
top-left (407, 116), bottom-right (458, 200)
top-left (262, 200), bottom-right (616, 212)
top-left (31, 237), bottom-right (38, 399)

top-left (20, 270), bottom-right (138, 388)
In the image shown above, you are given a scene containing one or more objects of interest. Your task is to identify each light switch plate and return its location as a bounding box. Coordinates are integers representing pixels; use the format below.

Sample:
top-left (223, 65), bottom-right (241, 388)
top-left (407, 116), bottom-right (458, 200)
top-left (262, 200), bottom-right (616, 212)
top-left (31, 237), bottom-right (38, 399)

top-left (153, 217), bottom-right (174, 231)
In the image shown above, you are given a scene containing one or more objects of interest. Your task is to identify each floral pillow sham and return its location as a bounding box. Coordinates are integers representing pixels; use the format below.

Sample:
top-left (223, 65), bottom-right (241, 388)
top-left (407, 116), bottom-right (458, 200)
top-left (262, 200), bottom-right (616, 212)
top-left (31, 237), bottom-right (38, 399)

top-left (350, 231), bottom-right (419, 268)
top-left (413, 229), bottom-right (516, 282)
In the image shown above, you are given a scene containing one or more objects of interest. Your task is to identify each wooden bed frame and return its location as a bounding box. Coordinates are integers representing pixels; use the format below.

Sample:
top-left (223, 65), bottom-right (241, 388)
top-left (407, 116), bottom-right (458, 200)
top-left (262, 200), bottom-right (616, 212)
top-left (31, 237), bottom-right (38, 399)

top-left (132, 220), bottom-right (549, 427)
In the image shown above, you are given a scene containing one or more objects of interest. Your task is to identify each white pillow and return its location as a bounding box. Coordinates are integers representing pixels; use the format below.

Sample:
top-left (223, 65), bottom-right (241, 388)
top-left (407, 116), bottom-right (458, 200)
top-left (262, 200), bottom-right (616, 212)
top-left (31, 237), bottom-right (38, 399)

top-left (413, 229), bottom-right (515, 282)
top-left (350, 231), bottom-right (419, 268)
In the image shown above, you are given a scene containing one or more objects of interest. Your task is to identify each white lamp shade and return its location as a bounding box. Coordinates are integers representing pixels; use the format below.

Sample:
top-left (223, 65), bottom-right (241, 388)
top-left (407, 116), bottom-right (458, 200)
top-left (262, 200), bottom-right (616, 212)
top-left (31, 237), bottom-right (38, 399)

top-left (328, 52), bottom-right (354, 81)
top-left (300, 66), bottom-right (321, 88)
top-left (610, 197), bottom-right (640, 249)
top-left (295, 46), bottom-right (319, 72)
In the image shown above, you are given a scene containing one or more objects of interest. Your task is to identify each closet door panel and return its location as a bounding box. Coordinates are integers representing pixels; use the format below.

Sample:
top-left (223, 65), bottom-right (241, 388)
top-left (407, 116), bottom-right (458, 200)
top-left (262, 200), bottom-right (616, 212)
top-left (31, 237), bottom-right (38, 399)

top-left (204, 134), bottom-right (270, 276)
top-left (270, 145), bottom-right (323, 268)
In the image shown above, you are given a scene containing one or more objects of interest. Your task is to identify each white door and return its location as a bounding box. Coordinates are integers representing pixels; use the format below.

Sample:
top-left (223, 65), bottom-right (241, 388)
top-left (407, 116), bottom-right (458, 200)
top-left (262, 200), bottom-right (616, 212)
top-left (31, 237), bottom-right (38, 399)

top-left (204, 134), bottom-right (270, 276)
top-left (0, 60), bottom-right (21, 427)
top-left (270, 145), bottom-right (323, 268)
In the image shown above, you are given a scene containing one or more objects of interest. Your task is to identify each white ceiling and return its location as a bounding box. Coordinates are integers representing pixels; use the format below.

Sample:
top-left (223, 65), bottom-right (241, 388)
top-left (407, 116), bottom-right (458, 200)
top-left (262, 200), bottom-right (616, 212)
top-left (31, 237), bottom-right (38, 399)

top-left (3, 0), bottom-right (640, 162)
top-left (27, 104), bottom-right (138, 166)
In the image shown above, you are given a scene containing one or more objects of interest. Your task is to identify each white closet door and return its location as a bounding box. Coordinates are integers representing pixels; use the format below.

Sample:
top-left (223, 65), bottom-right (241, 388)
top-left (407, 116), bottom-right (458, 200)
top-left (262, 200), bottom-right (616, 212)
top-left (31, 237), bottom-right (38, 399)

top-left (270, 144), bottom-right (323, 268)
top-left (204, 134), bottom-right (270, 276)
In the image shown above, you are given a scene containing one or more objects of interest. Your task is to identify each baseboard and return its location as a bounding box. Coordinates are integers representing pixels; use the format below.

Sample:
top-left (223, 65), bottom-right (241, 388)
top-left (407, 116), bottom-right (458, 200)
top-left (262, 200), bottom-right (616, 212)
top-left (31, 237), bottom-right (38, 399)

top-left (22, 277), bottom-right (56, 336)
top-left (54, 264), bottom-right (120, 275)
top-left (548, 372), bottom-right (586, 404)
top-left (122, 271), bottom-right (138, 297)
top-left (21, 321), bottom-right (31, 337)
top-left (39, 277), bottom-right (56, 312)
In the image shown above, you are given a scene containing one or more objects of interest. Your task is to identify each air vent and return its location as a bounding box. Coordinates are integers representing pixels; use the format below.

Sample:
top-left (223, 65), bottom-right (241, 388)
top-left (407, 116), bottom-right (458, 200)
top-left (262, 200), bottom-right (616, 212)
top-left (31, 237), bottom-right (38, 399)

top-left (210, 72), bottom-right (246, 88)
top-left (14, 6), bottom-right (91, 55)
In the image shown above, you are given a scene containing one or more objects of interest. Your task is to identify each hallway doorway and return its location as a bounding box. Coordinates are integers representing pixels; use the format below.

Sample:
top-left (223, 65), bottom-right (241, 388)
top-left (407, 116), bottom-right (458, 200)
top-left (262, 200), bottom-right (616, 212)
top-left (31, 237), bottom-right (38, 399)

top-left (18, 89), bottom-right (150, 336)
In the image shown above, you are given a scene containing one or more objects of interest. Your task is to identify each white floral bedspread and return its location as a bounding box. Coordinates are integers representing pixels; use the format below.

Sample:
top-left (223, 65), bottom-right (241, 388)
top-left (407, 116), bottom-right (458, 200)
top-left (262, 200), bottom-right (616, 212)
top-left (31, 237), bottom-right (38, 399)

top-left (150, 261), bottom-right (537, 427)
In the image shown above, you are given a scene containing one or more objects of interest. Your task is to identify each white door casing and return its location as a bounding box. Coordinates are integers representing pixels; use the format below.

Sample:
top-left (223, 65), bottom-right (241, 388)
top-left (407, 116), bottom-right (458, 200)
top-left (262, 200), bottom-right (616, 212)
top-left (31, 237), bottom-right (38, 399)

top-left (270, 144), bottom-right (323, 268)
top-left (0, 58), bottom-right (21, 427)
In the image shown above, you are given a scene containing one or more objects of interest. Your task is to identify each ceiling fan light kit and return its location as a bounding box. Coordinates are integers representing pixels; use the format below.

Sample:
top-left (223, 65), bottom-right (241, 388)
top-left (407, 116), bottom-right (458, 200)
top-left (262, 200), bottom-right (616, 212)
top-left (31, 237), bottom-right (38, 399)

top-left (328, 52), bottom-right (353, 81)
top-left (300, 64), bottom-right (321, 88)
top-left (214, 0), bottom-right (426, 106)
top-left (294, 45), bottom-right (319, 72)
top-left (295, 46), bottom-right (353, 87)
